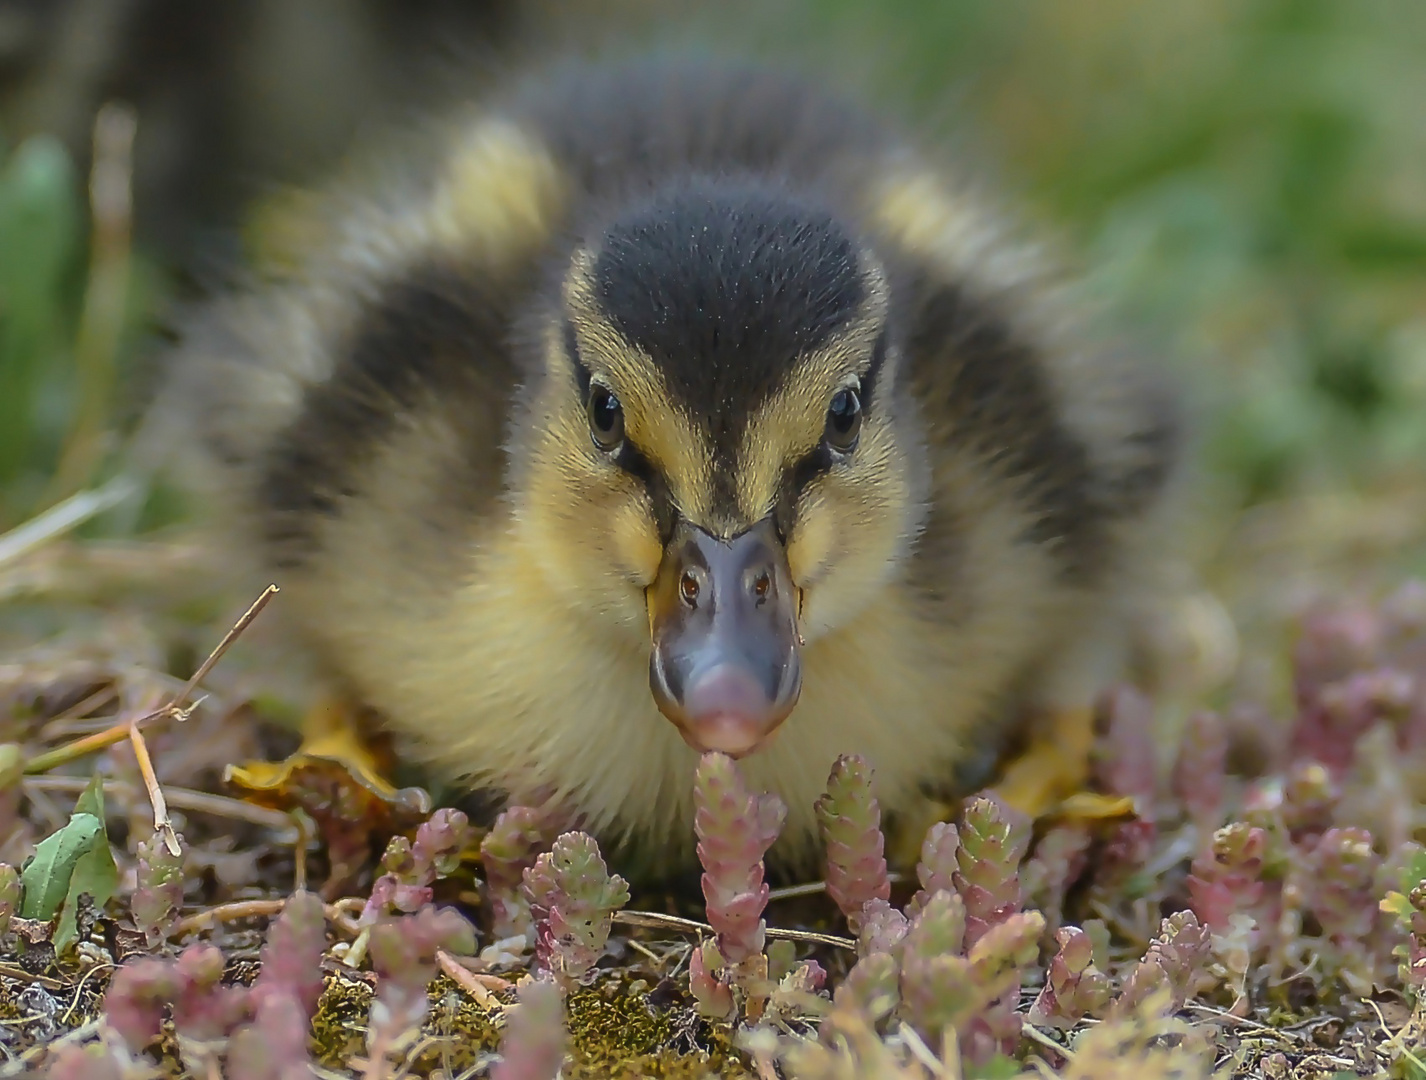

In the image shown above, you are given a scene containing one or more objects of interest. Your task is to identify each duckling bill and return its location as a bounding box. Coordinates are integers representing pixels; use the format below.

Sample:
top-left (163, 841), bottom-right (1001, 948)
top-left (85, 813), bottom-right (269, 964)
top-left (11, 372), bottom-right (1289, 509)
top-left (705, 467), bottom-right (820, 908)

top-left (156, 58), bottom-right (1184, 860)
top-left (647, 516), bottom-right (802, 757)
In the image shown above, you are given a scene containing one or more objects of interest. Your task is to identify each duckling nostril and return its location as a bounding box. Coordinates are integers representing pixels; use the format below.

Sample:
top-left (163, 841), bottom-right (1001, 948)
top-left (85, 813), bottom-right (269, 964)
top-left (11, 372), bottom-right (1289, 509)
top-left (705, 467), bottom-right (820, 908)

top-left (679, 571), bottom-right (700, 607)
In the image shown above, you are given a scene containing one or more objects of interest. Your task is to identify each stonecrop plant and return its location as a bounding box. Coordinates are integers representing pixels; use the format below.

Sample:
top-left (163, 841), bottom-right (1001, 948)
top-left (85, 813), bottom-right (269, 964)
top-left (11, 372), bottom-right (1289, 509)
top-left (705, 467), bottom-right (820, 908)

top-left (6, 579), bottom-right (1426, 1077)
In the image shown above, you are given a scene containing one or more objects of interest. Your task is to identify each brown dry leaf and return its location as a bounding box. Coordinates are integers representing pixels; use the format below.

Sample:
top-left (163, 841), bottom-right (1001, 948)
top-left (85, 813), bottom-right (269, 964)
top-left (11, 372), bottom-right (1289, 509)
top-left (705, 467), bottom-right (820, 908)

top-left (225, 698), bottom-right (431, 891)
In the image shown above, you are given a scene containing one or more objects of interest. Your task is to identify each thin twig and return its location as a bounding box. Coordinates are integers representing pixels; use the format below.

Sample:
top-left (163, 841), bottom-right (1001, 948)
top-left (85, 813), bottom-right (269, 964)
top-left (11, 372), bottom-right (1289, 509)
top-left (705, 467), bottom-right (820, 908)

top-left (0, 1012), bottom-right (65, 1027)
top-left (14, 1018), bottom-right (103, 1066)
top-left (1181, 1000), bottom-right (1282, 1033)
top-left (128, 720), bottom-right (179, 856)
top-left (766, 880), bottom-right (828, 901)
top-left (625, 938), bottom-right (664, 965)
top-left (293, 811), bottom-right (313, 892)
top-left (898, 1022), bottom-right (948, 1077)
top-left (611, 909), bottom-right (856, 951)
top-left (766, 871), bottom-right (906, 903)
top-left (325, 896), bottom-right (366, 937)
top-left (173, 584), bottom-right (280, 708)
top-left (172, 898), bottom-right (288, 937)
top-left (611, 910), bottom-right (715, 935)
top-left (1366, 997), bottom-right (1426, 1072)
top-left (0, 964), bottom-right (65, 990)
top-left (170, 895), bottom-right (360, 939)
top-left (36, 683), bottom-right (119, 740)
top-left (762, 925), bottom-right (857, 950)
top-left (23, 775), bottom-right (298, 835)
top-left (441, 954), bottom-right (514, 989)
top-left (22, 705), bottom-right (175, 775)
top-left (58, 962), bottom-right (113, 1025)
top-left (23, 585), bottom-right (279, 775)
top-left (435, 950), bottom-right (503, 1011)
top-left (392, 1035), bottom-right (453, 1080)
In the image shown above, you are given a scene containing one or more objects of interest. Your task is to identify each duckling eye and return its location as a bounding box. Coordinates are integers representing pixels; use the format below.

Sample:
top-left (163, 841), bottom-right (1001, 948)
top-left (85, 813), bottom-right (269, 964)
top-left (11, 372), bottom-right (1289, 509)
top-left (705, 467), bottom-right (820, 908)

top-left (588, 385), bottom-right (625, 451)
top-left (824, 386), bottom-right (862, 453)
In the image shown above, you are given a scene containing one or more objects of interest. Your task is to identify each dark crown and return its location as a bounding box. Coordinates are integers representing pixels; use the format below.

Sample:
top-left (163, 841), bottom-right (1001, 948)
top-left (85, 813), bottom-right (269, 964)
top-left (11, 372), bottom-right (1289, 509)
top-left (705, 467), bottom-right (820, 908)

top-left (590, 181), bottom-right (865, 421)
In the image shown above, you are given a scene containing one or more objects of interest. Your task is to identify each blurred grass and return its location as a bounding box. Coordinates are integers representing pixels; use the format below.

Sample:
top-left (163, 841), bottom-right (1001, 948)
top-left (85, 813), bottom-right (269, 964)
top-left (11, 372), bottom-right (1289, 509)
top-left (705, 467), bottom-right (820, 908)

top-left (0, 0), bottom-right (1423, 632)
top-left (795, 0), bottom-right (1426, 707)
top-left (0, 133), bottom-right (85, 526)
top-left (0, 112), bottom-right (163, 537)
top-left (808, 0), bottom-right (1426, 514)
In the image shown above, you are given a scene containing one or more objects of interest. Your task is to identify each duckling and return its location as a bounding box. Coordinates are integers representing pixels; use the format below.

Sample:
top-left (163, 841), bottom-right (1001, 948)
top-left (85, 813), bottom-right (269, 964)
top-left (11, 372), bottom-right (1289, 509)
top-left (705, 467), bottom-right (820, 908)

top-left (154, 58), bottom-right (1183, 862)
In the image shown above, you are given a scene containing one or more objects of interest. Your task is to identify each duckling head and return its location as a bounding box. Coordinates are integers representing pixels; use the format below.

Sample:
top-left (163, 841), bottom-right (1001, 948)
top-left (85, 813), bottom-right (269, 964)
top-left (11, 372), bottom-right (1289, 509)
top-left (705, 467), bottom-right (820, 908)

top-left (515, 179), bottom-right (925, 758)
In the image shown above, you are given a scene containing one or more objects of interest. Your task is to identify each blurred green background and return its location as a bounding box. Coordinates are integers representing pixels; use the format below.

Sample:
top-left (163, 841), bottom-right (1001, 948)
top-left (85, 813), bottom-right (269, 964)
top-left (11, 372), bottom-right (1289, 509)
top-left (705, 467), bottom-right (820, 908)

top-left (0, 0), bottom-right (1423, 695)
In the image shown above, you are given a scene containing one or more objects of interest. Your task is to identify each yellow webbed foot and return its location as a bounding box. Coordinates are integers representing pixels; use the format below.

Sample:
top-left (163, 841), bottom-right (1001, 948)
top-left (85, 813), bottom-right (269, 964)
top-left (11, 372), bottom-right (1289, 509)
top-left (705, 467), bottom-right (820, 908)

top-left (226, 694), bottom-right (414, 807)
top-left (989, 705), bottom-right (1136, 824)
top-left (889, 705), bottom-right (1136, 866)
top-left (226, 694), bottom-right (432, 892)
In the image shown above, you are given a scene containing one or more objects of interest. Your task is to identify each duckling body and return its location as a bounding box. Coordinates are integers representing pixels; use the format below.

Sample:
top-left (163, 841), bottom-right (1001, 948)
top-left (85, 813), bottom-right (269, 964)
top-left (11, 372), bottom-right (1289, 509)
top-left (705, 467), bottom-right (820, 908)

top-left (161, 59), bottom-right (1182, 860)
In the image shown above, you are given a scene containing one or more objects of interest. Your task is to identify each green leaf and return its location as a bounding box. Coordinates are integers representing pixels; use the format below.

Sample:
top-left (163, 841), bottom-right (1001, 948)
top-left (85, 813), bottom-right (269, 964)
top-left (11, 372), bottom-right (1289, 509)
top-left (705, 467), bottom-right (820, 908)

top-left (1400, 848), bottom-right (1426, 894)
top-left (56, 820), bottom-right (118, 951)
top-left (1382, 892), bottom-right (1415, 923)
top-left (72, 773), bottom-right (105, 821)
top-left (967, 1054), bottom-right (1022, 1080)
top-left (20, 813), bottom-right (104, 920)
top-left (17, 800), bottom-right (119, 951)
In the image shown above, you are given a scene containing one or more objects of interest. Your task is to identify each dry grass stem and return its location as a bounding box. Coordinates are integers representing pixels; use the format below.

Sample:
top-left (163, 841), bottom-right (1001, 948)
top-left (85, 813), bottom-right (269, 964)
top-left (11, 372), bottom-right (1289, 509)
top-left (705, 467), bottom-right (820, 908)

top-left (171, 583), bottom-right (280, 707)
top-left (435, 950), bottom-right (503, 1010)
top-left (127, 719), bottom-right (179, 856)
top-left (171, 897), bottom-right (289, 936)
top-left (23, 583), bottom-right (279, 775)
top-left (0, 474), bottom-right (139, 568)
top-left (23, 775), bottom-right (298, 834)
top-left (170, 894), bottom-right (365, 939)
top-left (612, 908), bottom-right (856, 951)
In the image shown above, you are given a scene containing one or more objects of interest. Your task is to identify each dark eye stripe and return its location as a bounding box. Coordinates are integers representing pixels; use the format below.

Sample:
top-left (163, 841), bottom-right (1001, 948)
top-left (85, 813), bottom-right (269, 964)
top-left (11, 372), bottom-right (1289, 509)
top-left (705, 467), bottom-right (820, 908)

top-left (564, 320), bottom-right (592, 401)
top-left (770, 329), bottom-right (885, 535)
top-left (616, 440), bottom-right (678, 541)
top-left (774, 443), bottom-right (834, 540)
top-left (563, 320), bottom-right (675, 538)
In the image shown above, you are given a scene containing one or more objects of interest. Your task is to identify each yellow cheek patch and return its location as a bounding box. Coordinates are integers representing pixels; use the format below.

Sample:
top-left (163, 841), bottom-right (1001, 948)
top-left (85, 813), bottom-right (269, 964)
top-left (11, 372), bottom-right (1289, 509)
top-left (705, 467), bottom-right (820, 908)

top-left (521, 348), bottom-right (668, 590)
top-left (782, 415), bottom-right (914, 637)
top-left (786, 491), bottom-right (836, 586)
top-left (609, 499), bottom-right (664, 586)
top-left (521, 411), bottom-right (661, 590)
top-left (734, 294), bottom-right (888, 524)
top-left (426, 120), bottom-right (567, 263)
